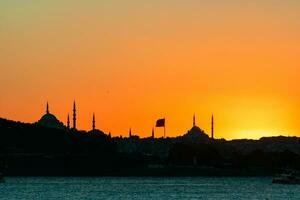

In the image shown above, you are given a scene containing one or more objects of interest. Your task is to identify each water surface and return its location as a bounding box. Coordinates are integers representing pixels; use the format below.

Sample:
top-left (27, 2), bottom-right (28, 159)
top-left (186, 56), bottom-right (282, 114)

top-left (0, 177), bottom-right (299, 199)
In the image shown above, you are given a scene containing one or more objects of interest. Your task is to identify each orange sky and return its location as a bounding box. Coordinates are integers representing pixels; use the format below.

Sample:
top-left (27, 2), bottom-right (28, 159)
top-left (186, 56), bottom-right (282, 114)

top-left (1, 1), bottom-right (300, 139)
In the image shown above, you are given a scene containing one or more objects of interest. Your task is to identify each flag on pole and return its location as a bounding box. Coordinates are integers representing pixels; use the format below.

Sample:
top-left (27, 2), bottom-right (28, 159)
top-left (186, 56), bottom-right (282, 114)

top-left (156, 118), bottom-right (165, 127)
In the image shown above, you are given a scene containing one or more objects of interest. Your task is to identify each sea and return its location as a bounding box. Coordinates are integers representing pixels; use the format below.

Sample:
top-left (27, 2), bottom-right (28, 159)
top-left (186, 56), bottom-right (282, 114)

top-left (0, 177), bottom-right (300, 200)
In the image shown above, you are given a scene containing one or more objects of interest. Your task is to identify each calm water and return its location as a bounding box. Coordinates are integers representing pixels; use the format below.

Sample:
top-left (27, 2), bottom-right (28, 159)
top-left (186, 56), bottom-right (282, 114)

top-left (0, 177), bottom-right (300, 199)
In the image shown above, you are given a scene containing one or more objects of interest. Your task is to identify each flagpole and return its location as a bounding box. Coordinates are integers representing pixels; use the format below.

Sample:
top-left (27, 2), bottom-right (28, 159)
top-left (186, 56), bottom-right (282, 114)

top-left (164, 119), bottom-right (166, 138)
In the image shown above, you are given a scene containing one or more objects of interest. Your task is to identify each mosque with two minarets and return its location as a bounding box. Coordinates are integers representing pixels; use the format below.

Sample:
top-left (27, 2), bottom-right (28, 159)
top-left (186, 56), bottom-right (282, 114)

top-left (37, 101), bottom-right (91, 130)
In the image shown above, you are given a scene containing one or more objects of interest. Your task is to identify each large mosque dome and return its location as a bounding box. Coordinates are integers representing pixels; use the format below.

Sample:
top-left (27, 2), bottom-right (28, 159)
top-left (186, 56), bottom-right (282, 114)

top-left (37, 103), bottom-right (66, 130)
top-left (182, 115), bottom-right (210, 141)
top-left (183, 125), bottom-right (209, 140)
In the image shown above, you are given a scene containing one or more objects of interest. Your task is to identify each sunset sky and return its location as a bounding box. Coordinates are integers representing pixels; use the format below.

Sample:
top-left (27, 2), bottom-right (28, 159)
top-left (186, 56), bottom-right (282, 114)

top-left (1, 1), bottom-right (300, 139)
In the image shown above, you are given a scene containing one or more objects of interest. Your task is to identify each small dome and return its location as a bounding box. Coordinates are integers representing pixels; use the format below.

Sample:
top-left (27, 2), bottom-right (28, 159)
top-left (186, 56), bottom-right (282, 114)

top-left (88, 129), bottom-right (107, 136)
top-left (38, 113), bottom-right (65, 129)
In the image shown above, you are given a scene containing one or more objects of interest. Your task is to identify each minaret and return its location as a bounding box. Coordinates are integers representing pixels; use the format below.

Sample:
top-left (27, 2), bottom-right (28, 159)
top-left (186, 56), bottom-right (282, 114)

top-left (152, 127), bottom-right (155, 138)
top-left (211, 114), bottom-right (214, 139)
top-left (193, 114), bottom-right (196, 127)
top-left (46, 102), bottom-right (49, 114)
top-left (92, 113), bottom-right (95, 131)
top-left (73, 101), bottom-right (76, 129)
top-left (67, 114), bottom-right (70, 129)
top-left (129, 128), bottom-right (132, 138)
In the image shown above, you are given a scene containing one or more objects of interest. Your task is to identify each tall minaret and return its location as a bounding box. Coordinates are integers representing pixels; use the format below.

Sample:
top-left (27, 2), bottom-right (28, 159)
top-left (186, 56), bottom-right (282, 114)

top-left (46, 102), bottom-right (49, 114)
top-left (129, 128), bottom-right (132, 138)
top-left (193, 114), bottom-right (196, 127)
top-left (67, 114), bottom-right (70, 129)
top-left (92, 113), bottom-right (96, 131)
top-left (73, 101), bottom-right (76, 129)
top-left (211, 114), bottom-right (214, 139)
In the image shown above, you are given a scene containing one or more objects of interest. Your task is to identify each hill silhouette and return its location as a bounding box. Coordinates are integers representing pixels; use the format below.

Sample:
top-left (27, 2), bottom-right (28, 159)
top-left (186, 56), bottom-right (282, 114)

top-left (1, 118), bottom-right (300, 176)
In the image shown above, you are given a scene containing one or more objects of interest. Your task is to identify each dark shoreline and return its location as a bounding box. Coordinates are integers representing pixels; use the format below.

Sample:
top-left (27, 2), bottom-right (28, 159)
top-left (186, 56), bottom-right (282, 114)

top-left (1, 118), bottom-right (300, 177)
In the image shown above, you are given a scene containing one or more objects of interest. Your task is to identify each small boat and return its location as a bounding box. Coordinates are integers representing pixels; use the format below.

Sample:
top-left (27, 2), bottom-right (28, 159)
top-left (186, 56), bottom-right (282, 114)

top-left (272, 173), bottom-right (300, 184)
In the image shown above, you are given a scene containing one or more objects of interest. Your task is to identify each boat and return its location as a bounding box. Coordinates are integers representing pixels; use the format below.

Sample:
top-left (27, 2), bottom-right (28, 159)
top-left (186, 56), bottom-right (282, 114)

top-left (272, 173), bottom-right (300, 184)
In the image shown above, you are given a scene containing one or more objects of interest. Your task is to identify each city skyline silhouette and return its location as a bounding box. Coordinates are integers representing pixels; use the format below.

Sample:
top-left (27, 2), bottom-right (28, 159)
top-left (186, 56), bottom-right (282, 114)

top-left (36, 102), bottom-right (215, 139)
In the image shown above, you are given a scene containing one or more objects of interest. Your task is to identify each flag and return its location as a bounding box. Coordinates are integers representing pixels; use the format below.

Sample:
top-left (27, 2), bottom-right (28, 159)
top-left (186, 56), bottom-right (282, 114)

top-left (156, 118), bottom-right (165, 127)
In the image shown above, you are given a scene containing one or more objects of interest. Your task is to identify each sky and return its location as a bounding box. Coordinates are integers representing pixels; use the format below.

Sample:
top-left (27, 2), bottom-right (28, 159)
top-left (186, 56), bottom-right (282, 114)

top-left (1, 0), bottom-right (300, 139)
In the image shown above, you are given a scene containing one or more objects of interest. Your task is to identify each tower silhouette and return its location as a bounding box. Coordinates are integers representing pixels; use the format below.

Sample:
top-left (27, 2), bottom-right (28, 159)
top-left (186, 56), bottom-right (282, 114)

top-left (67, 114), bottom-right (70, 129)
top-left (46, 102), bottom-right (49, 114)
top-left (211, 114), bottom-right (214, 139)
top-left (92, 113), bottom-right (95, 131)
top-left (73, 101), bottom-right (76, 129)
top-left (129, 128), bottom-right (132, 138)
top-left (193, 114), bottom-right (196, 127)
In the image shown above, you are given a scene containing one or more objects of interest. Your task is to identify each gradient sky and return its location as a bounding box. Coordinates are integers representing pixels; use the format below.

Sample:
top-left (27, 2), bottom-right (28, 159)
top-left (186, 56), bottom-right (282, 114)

top-left (1, 1), bottom-right (300, 139)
